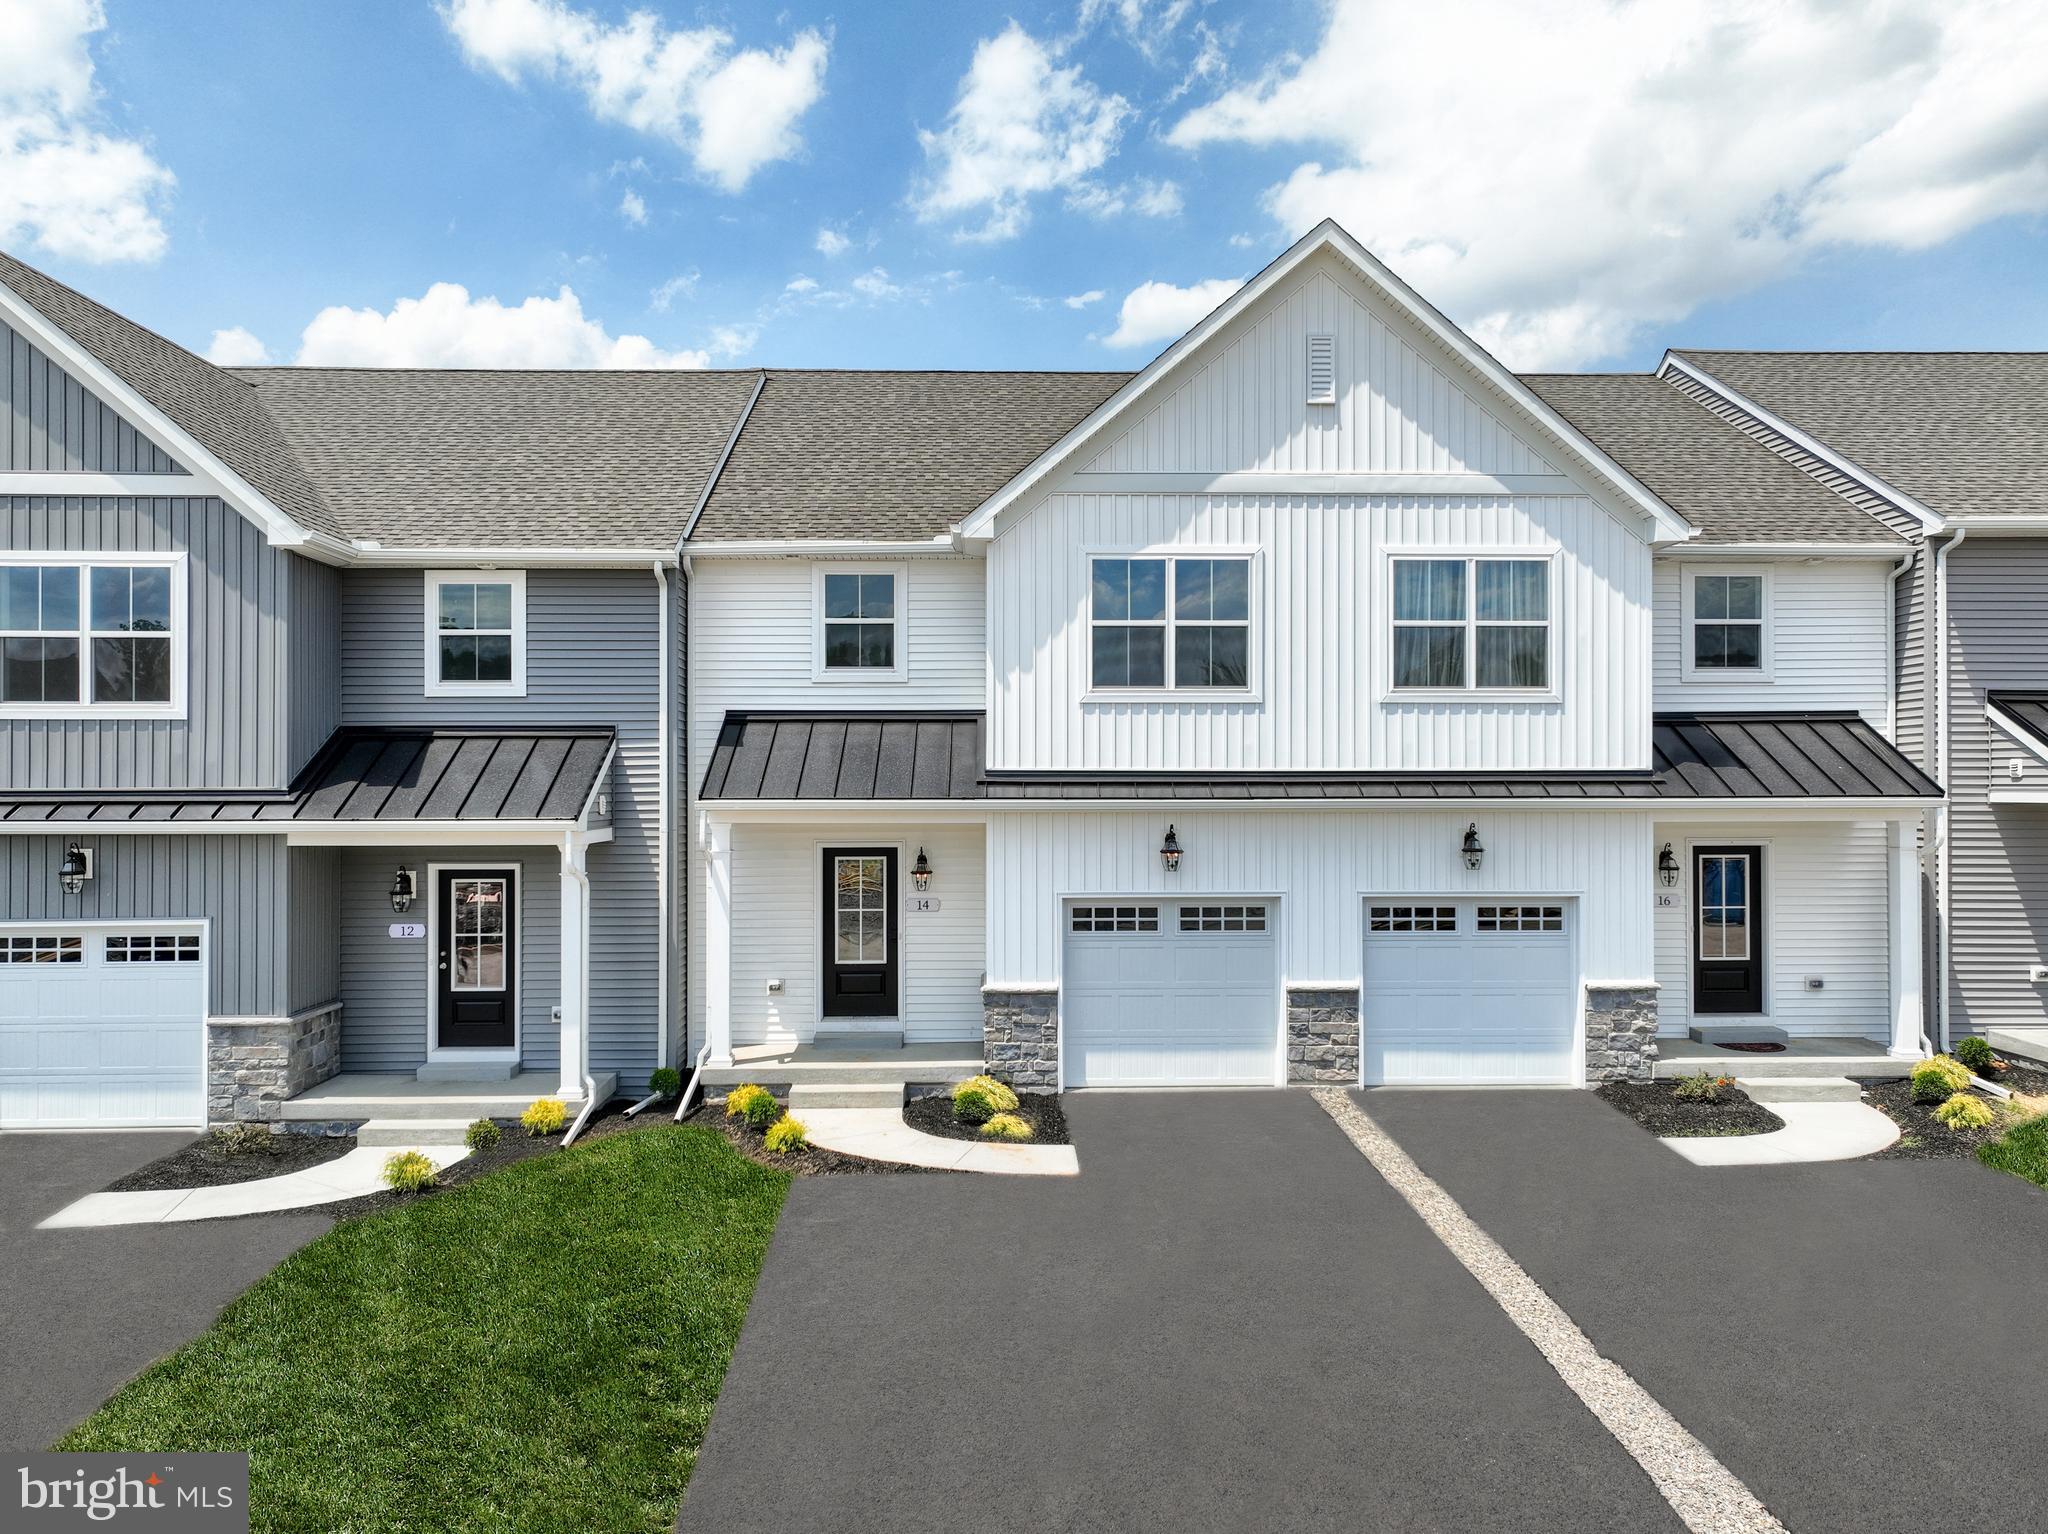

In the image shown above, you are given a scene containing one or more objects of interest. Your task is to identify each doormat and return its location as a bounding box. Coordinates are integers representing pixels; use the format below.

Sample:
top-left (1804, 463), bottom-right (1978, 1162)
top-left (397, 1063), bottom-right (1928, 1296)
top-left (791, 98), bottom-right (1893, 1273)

top-left (1714, 1041), bottom-right (1787, 1053)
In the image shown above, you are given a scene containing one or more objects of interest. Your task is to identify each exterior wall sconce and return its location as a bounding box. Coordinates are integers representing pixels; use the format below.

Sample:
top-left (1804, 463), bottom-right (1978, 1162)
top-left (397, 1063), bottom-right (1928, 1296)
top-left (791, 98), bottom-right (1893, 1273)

top-left (1657, 843), bottom-right (1680, 888)
top-left (1160, 825), bottom-right (1183, 874)
top-left (58, 842), bottom-right (94, 896)
top-left (1461, 823), bottom-right (1485, 871)
top-left (389, 866), bottom-right (419, 915)
top-left (911, 848), bottom-right (933, 893)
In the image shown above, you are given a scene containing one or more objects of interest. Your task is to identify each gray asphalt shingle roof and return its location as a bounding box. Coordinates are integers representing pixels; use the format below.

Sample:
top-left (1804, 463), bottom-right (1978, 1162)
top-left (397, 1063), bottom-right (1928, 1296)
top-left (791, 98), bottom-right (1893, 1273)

top-left (1518, 373), bottom-right (1903, 545)
top-left (1673, 351), bottom-right (2048, 521)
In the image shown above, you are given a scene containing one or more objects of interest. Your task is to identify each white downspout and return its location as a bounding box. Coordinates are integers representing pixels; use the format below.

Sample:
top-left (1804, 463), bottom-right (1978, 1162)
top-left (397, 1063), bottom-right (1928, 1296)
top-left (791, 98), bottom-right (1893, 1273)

top-left (1886, 550), bottom-right (1913, 740)
top-left (560, 831), bottom-right (601, 1146)
top-left (1933, 527), bottom-right (1966, 1053)
top-left (653, 561), bottom-right (671, 1071)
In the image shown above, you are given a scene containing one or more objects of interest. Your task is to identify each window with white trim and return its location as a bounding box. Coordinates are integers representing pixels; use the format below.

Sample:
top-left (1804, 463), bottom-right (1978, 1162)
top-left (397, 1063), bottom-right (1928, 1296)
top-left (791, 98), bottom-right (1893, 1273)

top-left (105, 933), bottom-right (201, 963)
top-left (1178, 904), bottom-right (1268, 932)
top-left (1687, 572), bottom-right (1766, 674)
top-left (0, 556), bottom-right (182, 716)
top-left (2, 934), bottom-right (81, 963)
top-left (426, 570), bottom-right (526, 696)
top-left (1476, 905), bottom-right (1565, 932)
top-left (1071, 905), bottom-right (1160, 933)
top-left (822, 572), bottom-right (896, 670)
top-left (1368, 905), bottom-right (1458, 932)
top-left (1390, 556), bottom-right (1551, 691)
top-left (1090, 555), bottom-right (1251, 691)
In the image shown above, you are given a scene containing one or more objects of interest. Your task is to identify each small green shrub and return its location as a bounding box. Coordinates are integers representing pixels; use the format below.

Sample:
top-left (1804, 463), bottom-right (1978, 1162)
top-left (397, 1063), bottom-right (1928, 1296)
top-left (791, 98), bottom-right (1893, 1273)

top-left (647, 1066), bottom-right (683, 1098)
top-left (1911, 1055), bottom-right (1975, 1104)
top-left (382, 1150), bottom-right (437, 1193)
top-left (981, 1112), bottom-right (1033, 1141)
top-left (1955, 1035), bottom-right (1996, 1073)
top-left (957, 1074), bottom-right (1019, 1114)
top-left (1672, 1070), bottom-right (1732, 1104)
top-left (209, 1122), bottom-right (271, 1156)
top-left (763, 1116), bottom-right (808, 1154)
top-left (952, 1086), bottom-right (997, 1125)
top-left (463, 1118), bottom-right (501, 1152)
top-left (723, 1083), bottom-right (779, 1129)
top-left (1935, 1091), bottom-right (1995, 1131)
top-left (521, 1097), bottom-right (568, 1136)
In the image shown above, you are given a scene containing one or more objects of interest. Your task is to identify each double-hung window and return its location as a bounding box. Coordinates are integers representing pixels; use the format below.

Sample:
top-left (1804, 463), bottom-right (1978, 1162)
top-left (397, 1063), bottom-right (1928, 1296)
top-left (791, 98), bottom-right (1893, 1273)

top-left (0, 555), bottom-right (182, 716)
top-left (1390, 555), bottom-right (1552, 692)
top-left (1089, 554), bottom-right (1251, 691)
top-left (425, 570), bottom-right (526, 697)
top-left (1686, 571), bottom-right (1767, 677)
top-left (815, 567), bottom-right (905, 680)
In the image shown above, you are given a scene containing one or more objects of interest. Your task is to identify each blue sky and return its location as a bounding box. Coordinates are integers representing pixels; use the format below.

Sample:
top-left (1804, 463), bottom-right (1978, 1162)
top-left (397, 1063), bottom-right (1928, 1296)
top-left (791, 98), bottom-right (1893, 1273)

top-left (5, 0), bottom-right (2046, 376)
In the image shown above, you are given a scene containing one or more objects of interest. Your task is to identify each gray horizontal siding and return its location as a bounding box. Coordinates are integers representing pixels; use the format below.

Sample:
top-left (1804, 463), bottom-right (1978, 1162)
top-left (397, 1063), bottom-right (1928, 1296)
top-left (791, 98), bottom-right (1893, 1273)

top-left (0, 832), bottom-right (287, 1015)
top-left (336, 845), bottom-right (561, 1075)
top-left (0, 496), bottom-right (309, 791)
top-left (1947, 536), bottom-right (2048, 1035)
top-left (4, 321), bottom-right (180, 472)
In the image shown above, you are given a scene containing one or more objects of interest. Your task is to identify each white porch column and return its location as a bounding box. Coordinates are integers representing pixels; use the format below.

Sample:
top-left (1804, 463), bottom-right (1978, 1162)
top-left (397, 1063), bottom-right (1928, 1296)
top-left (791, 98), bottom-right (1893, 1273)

top-left (1888, 816), bottom-right (1925, 1059)
top-left (704, 815), bottom-right (734, 1068)
top-left (559, 835), bottom-right (591, 1099)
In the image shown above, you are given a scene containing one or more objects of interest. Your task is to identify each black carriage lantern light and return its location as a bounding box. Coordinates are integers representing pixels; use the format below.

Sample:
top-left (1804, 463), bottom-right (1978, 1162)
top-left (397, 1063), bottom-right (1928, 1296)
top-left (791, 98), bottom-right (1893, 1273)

top-left (58, 842), bottom-right (93, 896)
top-left (1657, 842), bottom-right (1681, 889)
top-left (911, 848), bottom-right (934, 893)
top-left (1461, 823), bottom-right (1485, 872)
top-left (1160, 825), bottom-right (1183, 874)
top-left (389, 866), bottom-right (419, 915)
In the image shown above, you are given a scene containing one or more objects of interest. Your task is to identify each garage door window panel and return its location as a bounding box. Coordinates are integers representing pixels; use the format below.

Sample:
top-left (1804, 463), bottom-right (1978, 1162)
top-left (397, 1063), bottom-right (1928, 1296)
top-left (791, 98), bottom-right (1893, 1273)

top-left (3, 934), bottom-right (81, 964)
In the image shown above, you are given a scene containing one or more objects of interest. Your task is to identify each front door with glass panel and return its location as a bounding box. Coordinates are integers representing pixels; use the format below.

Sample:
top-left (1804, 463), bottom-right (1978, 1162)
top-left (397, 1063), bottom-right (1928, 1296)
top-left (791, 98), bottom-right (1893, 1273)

top-left (1693, 846), bottom-right (1764, 1014)
top-left (821, 848), bottom-right (899, 1018)
top-left (437, 868), bottom-right (516, 1048)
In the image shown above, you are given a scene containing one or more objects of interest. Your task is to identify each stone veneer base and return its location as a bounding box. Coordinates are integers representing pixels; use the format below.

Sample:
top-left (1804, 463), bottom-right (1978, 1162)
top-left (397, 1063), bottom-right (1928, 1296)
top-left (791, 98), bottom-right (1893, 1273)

top-left (982, 988), bottom-right (1060, 1094)
top-left (1584, 984), bottom-right (1659, 1084)
top-left (1287, 986), bottom-right (1362, 1085)
top-left (207, 1004), bottom-right (342, 1126)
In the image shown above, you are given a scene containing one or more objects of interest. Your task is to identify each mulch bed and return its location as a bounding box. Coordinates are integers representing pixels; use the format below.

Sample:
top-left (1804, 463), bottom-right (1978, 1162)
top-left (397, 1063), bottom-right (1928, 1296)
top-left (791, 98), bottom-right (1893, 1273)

top-left (1857, 1072), bottom-right (2041, 1160)
top-left (904, 1090), bottom-right (1071, 1144)
top-left (691, 1099), bottom-right (929, 1175)
top-left (1597, 1080), bottom-right (1785, 1138)
top-left (105, 1131), bottom-right (357, 1192)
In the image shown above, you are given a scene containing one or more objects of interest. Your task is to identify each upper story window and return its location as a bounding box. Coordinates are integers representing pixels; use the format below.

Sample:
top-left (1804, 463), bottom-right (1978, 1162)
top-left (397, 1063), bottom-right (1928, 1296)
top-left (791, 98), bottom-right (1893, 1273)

top-left (1390, 555), bottom-right (1552, 693)
top-left (1684, 570), bottom-right (1769, 680)
top-left (425, 570), bottom-right (526, 697)
top-left (1090, 554), bottom-right (1252, 692)
top-left (814, 566), bottom-right (905, 682)
top-left (0, 554), bottom-right (184, 718)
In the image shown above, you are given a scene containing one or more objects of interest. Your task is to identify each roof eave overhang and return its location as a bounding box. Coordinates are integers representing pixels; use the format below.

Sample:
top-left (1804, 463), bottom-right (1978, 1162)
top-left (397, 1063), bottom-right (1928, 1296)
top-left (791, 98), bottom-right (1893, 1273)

top-left (1659, 541), bottom-right (1909, 560)
top-left (1987, 702), bottom-right (2048, 767)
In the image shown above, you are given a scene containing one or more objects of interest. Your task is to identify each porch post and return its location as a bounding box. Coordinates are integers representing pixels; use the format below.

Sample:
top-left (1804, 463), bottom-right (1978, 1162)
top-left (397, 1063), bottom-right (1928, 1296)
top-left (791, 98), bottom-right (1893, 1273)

top-left (704, 815), bottom-right (734, 1068)
top-left (559, 835), bottom-right (590, 1099)
top-left (1888, 816), bottom-right (1925, 1059)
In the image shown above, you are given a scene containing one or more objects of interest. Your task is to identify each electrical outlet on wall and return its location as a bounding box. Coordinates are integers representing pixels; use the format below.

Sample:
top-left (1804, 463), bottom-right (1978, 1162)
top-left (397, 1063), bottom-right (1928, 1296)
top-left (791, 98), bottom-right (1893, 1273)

top-left (2030, 964), bottom-right (2048, 984)
top-left (1804, 976), bottom-right (1825, 991)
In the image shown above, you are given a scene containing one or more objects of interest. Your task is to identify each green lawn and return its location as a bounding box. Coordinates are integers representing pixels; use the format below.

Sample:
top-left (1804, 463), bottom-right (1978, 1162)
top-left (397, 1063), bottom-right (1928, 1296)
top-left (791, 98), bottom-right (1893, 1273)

top-left (62, 1126), bottom-right (788, 1534)
top-left (1980, 1112), bottom-right (2048, 1189)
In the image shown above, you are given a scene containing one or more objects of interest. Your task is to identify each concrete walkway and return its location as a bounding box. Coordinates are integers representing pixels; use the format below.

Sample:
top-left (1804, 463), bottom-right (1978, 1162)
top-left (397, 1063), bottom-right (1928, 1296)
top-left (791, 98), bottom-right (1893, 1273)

top-left (1661, 1100), bottom-right (1899, 1165)
top-left (37, 1144), bottom-right (471, 1228)
top-left (799, 1107), bottom-right (1079, 1175)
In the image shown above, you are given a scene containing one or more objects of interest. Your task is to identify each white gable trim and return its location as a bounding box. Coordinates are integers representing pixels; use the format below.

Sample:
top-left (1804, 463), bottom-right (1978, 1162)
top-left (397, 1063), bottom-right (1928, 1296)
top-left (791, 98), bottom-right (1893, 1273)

top-left (956, 219), bottom-right (1698, 547)
top-left (0, 279), bottom-right (314, 549)
top-left (1987, 703), bottom-right (2048, 769)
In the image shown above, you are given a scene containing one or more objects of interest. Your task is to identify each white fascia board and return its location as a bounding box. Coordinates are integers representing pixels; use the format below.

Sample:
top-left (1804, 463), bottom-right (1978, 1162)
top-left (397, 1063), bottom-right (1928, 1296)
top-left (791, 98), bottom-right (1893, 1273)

top-left (0, 279), bottom-right (312, 548)
top-left (1987, 704), bottom-right (2048, 768)
top-left (576, 741), bottom-right (619, 829)
top-left (1657, 352), bottom-right (1946, 534)
top-left (706, 802), bottom-right (991, 824)
top-left (341, 543), bottom-right (679, 567)
top-left (1947, 515), bottom-right (2048, 534)
top-left (1060, 471), bottom-right (1576, 496)
top-left (0, 471), bottom-right (214, 498)
top-left (1988, 788), bottom-right (2048, 806)
top-left (684, 537), bottom-right (963, 559)
top-left (956, 219), bottom-right (1698, 547)
top-left (284, 821), bottom-right (605, 846)
top-left (1659, 541), bottom-right (1908, 560)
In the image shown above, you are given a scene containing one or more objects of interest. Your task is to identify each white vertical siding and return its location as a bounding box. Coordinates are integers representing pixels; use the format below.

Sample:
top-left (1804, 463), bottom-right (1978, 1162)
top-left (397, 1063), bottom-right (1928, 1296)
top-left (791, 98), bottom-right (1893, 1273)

top-left (1651, 558), bottom-right (1893, 723)
top-left (987, 492), bottom-right (1651, 772)
top-left (1651, 820), bottom-right (1892, 1037)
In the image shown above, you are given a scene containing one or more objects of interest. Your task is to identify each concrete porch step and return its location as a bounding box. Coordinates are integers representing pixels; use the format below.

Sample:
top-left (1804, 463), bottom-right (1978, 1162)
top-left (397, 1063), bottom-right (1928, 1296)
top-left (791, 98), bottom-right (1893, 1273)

top-left (356, 1118), bottom-right (475, 1147)
top-left (1734, 1076), bottom-right (1864, 1104)
top-left (1985, 1027), bottom-right (2048, 1069)
top-left (1689, 1023), bottom-right (1788, 1047)
top-left (788, 1082), bottom-right (904, 1112)
top-left (704, 1044), bottom-right (983, 1088)
top-left (278, 1070), bottom-right (617, 1124)
top-left (1656, 1053), bottom-right (1911, 1080)
top-left (813, 1029), bottom-right (905, 1052)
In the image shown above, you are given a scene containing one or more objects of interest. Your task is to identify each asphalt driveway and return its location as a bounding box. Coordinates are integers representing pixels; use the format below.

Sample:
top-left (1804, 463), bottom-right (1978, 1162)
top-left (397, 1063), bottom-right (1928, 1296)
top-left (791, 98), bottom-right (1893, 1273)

top-left (676, 1091), bottom-right (1683, 1534)
top-left (0, 1132), bottom-right (331, 1450)
top-left (1364, 1088), bottom-right (2048, 1533)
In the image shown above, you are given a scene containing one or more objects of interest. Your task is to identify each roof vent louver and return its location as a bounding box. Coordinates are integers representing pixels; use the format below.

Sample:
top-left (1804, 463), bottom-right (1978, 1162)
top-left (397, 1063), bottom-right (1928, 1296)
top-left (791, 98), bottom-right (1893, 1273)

top-left (1306, 333), bottom-right (1336, 405)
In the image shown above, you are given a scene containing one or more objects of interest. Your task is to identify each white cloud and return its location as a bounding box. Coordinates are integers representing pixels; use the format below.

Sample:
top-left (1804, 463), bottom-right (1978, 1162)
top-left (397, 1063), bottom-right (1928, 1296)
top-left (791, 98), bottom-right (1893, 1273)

top-left (783, 274), bottom-right (819, 295)
top-left (618, 188), bottom-right (647, 226)
top-left (648, 269), bottom-right (696, 311)
top-left (1067, 175), bottom-right (1183, 219)
top-left (1102, 276), bottom-right (1242, 348)
top-left (1167, 0), bottom-right (2048, 368)
top-left (913, 22), bottom-right (1131, 241)
top-left (707, 322), bottom-right (757, 359)
top-left (440, 0), bottom-right (828, 191)
top-left (295, 282), bottom-right (710, 368)
top-left (0, 0), bottom-right (174, 264)
top-left (814, 225), bottom-right (850, 257)
top-left (204, 326), bottom-right (271, 366)
top-left (849, 267), bottom-right (903, 302)
top-left (1064, 289), bottom-right (1105, 309)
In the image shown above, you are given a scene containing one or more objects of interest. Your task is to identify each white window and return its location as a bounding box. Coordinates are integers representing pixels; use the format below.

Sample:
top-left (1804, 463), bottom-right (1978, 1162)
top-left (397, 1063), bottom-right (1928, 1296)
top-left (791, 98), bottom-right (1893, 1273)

top-left (105, 933), bottom-right (201, 963)
top-left (814, 566), bottom-right (906, 681)
top-left (1071, 905), bottom-right (1160, 933)
top-left (1179, 904), bottom-right (1268, 932)
top-left (425, 570), bottom-right (526, 697)
top-left (1369, 905), bottom-right (1458, 932)
top-left (1683, 569), bottom-right (1770, 680)
top-left (1089, 554), bottom-right (1253, 692)
top-left (2, 934), bottom-right (81, 964)
top-left (1476, 905), bottom-right (1565, 933)
top-left (0, 554), bottom-right (185, 719)
top-left (1390, 555), bottom-right (1553, 693)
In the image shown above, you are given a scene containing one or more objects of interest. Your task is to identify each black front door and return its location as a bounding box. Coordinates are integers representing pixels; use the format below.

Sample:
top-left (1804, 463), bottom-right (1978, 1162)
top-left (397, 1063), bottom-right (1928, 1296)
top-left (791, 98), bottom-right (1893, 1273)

top-left (1693, 845), bottom-right (1764, 1014)
top-left (438, 867), bottom-right (516, 1048)
top-left (821, 847), bottom-right (899, 1018)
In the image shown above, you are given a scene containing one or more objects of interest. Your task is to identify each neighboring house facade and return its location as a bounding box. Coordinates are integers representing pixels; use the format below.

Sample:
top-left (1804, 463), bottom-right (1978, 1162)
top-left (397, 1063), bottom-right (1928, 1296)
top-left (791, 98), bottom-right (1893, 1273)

top-left (1666, 351), bottom-right (2048, 1057)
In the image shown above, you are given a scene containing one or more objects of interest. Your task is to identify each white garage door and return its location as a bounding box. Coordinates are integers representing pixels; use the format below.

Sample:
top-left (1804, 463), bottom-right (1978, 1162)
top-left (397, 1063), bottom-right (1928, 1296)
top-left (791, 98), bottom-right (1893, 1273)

top-left (1063, 901), bottom-right (1279, 1087)
top-left (1363, 902), bottom-right (1575, 1085)
top-left (0, 926), bottom-right (206, 1128)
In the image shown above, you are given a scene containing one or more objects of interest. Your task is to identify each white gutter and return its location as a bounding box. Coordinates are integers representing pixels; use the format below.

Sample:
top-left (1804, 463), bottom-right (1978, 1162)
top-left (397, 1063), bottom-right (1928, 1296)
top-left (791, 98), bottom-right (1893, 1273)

top-left (1947, 514), bottom-right (2048, 533)
top-left (1933, 526), bottom-right (1967, 1052)
top-left (654, 561), bottom-right (671, 1071)
top-left (1662, 542), bottom-right (1910, 560)
top-left (342, 544), bottom-right (678, 567)
top-left (683, 537), bottom-right (962, 558)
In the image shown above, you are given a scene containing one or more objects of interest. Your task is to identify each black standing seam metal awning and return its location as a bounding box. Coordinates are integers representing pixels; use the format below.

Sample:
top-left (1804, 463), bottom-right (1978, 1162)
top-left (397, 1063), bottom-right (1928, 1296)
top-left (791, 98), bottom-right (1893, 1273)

top-left (698, 711), bottom-right (1941, 802)
top-left (0, 726), bottom-right (616, 825)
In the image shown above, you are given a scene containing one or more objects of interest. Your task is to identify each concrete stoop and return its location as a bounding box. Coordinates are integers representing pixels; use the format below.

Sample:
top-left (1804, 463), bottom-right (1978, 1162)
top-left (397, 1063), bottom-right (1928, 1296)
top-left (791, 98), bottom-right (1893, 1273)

top-left (1735, 1076), bottom-right (1863, 1104)
top-left (356, 1118), bottom-right (475, 1147)
top-left (788, 1082), bottom-right (905, 1113)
